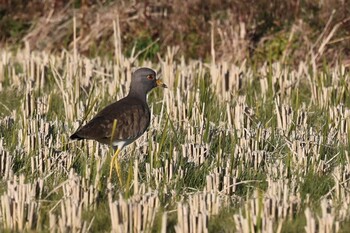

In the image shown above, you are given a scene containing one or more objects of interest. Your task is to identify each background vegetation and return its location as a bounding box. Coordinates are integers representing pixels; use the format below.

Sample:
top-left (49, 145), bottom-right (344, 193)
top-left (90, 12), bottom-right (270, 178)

top-left (0, 0), bottom-right (350, 232)
top-left (0, 0), bottom-right (349, 65)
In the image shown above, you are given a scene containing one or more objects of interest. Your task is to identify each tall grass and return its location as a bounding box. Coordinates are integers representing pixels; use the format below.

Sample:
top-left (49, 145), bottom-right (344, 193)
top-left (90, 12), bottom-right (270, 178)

top-left (0, 40), bottom-right (350, 232)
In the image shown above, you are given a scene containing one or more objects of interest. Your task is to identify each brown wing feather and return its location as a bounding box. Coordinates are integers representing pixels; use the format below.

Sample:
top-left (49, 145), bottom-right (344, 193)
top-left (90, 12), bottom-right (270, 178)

top-left (70, 97), bottom-right (150, 144)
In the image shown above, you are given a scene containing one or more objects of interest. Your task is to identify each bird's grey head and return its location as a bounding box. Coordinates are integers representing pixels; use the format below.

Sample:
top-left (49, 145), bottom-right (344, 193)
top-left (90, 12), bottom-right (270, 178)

top-left (129, 67), bottom-right (167, 99)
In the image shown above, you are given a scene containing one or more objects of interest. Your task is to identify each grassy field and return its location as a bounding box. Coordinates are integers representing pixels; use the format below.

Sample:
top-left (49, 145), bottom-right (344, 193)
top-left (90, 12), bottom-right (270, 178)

top-left (0, 38), bottom-right (350, 232)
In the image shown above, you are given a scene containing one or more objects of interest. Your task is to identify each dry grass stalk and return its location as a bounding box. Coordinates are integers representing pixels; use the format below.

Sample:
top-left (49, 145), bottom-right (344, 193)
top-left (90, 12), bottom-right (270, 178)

top-left (0, 175), bottom-right (43, 231)
top-left (234, 183), bottom-right (299, 233)
top-left (175, 191), bottom-right (229, 233)
top-left (109, 192), bottom-right (159, 233)
top-left (49, 170), bottom-right (95, 233)
top-left (304, 199), bottom-right (340, 233)
top-left (0, 36), bottom-right (350, 231)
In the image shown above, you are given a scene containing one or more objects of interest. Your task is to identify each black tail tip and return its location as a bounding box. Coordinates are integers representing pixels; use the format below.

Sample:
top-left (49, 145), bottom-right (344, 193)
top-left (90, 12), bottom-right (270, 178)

top-left (70, 133), bottom-right (80, 140)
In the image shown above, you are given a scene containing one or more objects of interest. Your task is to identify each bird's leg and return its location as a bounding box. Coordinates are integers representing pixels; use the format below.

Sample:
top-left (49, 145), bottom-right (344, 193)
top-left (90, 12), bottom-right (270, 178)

top-left (108, 119), bottom-right (123, 185)
top-left (114, 151), bottom-right (122, 186)
top-left (108, 148), bottom-right (123, 185)
top-left (109, 151), bottom-right (117, 180)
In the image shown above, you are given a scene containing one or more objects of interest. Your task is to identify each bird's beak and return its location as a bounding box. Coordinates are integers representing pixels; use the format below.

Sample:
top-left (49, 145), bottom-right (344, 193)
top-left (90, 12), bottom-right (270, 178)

top-left (156, 79), bottom-right (167, 88)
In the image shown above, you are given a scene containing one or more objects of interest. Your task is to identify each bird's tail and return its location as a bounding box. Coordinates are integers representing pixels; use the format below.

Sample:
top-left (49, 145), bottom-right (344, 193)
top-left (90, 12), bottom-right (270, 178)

top-left (69, 133), bottom-right (82, 140)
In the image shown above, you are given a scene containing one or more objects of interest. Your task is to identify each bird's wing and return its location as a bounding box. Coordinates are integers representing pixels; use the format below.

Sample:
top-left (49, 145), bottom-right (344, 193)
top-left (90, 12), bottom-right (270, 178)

top-left (71, 99), bottom-right (150, 143)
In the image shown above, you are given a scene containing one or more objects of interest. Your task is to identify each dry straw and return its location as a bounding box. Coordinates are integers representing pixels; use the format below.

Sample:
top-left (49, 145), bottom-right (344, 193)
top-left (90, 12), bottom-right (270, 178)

top-left (0, 22), bottom-right (350, 232)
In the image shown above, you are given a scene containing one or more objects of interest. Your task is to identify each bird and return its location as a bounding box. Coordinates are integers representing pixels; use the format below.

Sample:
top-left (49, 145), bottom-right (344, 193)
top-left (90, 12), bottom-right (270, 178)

top-left (70, 67), bottom-right (167, 184)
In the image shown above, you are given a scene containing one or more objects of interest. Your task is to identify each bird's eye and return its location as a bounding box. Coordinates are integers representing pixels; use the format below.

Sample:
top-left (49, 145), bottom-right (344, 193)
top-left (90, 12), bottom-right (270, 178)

top-left (147, 75), bottom-right (154, 80)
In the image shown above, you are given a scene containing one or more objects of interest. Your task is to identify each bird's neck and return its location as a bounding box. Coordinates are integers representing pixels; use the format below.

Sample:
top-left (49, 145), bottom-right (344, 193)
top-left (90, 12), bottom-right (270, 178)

top-left (128, 89), bottom-right (147, 102)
